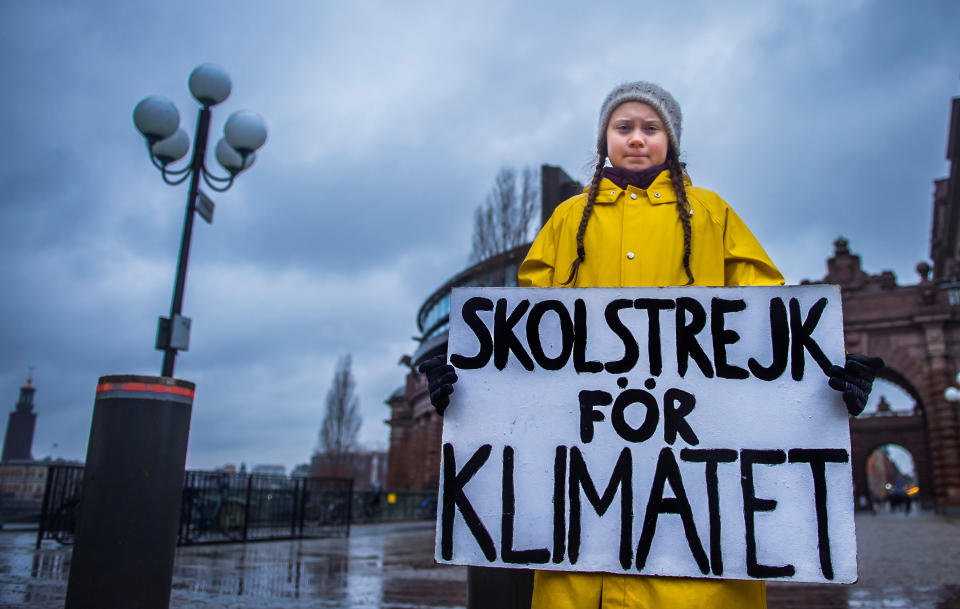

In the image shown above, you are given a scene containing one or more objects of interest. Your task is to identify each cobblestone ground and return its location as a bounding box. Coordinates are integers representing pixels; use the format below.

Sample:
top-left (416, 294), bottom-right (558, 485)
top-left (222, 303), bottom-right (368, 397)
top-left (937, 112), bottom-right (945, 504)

top-left (1, 512), bottom-right (957, 608)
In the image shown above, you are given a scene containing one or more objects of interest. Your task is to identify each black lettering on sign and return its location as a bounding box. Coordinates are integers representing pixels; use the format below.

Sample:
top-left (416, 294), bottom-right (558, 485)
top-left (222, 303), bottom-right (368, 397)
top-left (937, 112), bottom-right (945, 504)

top-left (636, 447), bottom-right (709, 574)
top-left (450, 297), bottom-right (493, 370)
top-left (633, 298), bottom-right (675, 376)
top-left (663, 388), bottom-right (699, 446)
top-left (553, 446), bottom-right (567, 563)
top-left (494, 299), bottom-right (534, 371)
top-left (578, 390), bottom-right (612, 444)
top-left (604, 299), bottom-right (639, 374)
top-left (748, 298), bottom-right (789, 381)
top-left (501, 446), bottom-right (550, 564)
top-left (789, 448), bottom-right (849, 580)
top-left (675, 298), bottom-right (715, 378)
top-left (681, 448), bottom-right (738, 576)
top-left (711, 298), bottom-right (749, 379)
top-left (740, 449), bottom-right (795, 578)
top-left (568, 447), bottom-right (634, 570)
top-left (611, 389), bottom-right (659, 443)
top-left (441, 443), bottom-right (495, 561)
top-left (526, 300), bottom-right (574, 371)
top-left (574, 299), bottom-right (603, 374)
top-left (789, 297), bottom-right (832, 381)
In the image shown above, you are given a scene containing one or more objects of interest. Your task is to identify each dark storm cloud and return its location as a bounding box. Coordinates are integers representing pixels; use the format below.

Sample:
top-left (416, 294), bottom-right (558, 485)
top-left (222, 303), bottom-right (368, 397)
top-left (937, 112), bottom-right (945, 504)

top-left (198, 158), bottom-right (476, 274)
top-left (1, 0), bottom-right (958, 470)
top-left (665, 1), bottom-right (960, 285)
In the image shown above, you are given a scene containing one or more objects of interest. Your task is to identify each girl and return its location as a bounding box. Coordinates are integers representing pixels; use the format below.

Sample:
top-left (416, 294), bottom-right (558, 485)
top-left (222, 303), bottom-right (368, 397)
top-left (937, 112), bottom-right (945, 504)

top-left (422, 81), bottom-right (881, 609)
top-left (517, 81), bottom-right (781, 292)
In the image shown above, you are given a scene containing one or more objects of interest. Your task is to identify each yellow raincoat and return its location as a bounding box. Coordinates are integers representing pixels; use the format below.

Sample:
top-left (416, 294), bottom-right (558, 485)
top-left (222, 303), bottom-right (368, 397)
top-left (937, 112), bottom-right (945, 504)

top-left (518, 171), bottom-right (784, 609)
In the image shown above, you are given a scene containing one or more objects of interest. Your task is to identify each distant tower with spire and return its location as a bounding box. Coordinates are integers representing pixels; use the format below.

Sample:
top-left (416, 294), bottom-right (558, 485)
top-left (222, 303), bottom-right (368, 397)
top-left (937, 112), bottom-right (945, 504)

top-left (2, 372), bottom-right (38, 462)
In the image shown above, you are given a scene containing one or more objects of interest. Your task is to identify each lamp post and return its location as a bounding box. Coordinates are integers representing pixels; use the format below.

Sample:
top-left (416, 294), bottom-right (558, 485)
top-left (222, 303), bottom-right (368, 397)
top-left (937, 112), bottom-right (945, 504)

top-left (64, 65), bottom-right (266, 609)
top-left (132, 63), bottom-right (267, 377)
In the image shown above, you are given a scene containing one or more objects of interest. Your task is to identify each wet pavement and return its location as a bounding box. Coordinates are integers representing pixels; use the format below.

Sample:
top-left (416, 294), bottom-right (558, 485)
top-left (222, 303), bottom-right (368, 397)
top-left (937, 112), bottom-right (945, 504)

top-left (0, 521), bottom-right (466, 609)
top-left (1, 512), bottom-right (958, 608)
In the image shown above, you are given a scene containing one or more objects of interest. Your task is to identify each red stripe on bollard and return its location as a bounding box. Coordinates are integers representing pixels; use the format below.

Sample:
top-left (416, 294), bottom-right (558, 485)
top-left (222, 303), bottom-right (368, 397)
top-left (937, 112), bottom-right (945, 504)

top-left (96, 381), bottom-right (195, 398)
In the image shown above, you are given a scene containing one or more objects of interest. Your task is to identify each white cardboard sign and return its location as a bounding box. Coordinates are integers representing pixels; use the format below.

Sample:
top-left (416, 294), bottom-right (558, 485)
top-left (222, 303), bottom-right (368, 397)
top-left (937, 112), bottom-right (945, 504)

top-left (435, 285), bottom-right (856, 584)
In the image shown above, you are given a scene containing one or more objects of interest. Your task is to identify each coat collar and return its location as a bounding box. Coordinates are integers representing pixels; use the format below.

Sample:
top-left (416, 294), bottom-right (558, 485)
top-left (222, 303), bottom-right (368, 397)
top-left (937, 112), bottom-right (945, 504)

top-left (590, 170), bottom-right (689, 205)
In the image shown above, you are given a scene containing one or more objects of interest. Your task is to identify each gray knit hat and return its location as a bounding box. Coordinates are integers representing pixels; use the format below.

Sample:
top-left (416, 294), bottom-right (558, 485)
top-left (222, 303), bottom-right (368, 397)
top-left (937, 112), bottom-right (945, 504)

top-left (598, 81), bottom-right (682, 153)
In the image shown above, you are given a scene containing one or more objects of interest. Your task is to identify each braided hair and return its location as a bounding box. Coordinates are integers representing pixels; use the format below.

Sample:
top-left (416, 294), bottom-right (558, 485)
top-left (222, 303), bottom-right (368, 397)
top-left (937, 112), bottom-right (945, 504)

top-left (561, 139), bottom-right (607, 285)
top-left (666, 150), bottom-right (695, 285)
top-left (561, 145), bottom-right (695, 286)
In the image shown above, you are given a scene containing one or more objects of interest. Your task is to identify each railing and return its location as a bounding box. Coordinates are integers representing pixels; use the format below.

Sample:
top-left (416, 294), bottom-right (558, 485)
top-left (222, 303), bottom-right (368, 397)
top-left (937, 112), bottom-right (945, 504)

top-left (350, 489), bottom-right (437, 523)
top-left (35, 466), bottom-right (436, 547)
top-left (36, 467), bottom-right (355, 547)
top-left (36, 465), bottom-right (85, 548)
top-left (178, 471), bottom-right (354, 545)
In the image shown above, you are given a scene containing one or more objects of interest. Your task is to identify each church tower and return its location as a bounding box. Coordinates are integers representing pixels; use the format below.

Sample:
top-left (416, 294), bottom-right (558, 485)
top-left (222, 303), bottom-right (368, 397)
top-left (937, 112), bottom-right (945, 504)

top-left (2, 375), bottom-right (38, 462)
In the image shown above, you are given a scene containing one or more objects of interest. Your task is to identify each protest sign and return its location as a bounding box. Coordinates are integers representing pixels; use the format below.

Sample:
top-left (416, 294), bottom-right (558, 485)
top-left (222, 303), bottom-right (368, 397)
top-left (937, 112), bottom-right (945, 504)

top-left (434, 285), bottom-right (856, 584)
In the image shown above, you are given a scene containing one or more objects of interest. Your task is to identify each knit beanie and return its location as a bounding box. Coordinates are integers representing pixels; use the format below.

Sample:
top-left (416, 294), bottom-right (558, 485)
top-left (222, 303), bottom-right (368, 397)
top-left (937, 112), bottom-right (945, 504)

top-left (597, 82), bottom-right (682, 153)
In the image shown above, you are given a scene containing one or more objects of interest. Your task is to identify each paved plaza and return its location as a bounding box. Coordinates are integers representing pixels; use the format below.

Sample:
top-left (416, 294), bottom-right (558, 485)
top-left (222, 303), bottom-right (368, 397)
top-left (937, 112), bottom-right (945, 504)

top-left (0, 512), bottom-right (958, 608)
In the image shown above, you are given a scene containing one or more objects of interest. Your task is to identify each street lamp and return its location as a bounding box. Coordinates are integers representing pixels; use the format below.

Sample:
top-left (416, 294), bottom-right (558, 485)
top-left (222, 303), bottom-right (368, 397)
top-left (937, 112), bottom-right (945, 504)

top-left (944, 372), bottom-right (960, 402)
top-left (133, 63), bottom-right (267, 378)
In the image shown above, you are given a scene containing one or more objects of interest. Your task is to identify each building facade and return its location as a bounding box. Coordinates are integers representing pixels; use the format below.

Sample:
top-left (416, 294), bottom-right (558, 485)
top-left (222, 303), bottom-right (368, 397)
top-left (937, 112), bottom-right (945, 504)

top-left (311, 449), bottom-right (387, 490)
top-left (0, 462), bottom-right (46, 504)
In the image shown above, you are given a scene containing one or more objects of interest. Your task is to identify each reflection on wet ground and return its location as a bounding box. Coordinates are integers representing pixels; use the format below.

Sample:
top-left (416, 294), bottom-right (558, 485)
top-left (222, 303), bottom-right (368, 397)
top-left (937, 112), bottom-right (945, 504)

top-left (0, 521), bottom-right (467, 609)
top-left (1, 513), bottom-right (958, 608)
top-left (766, 583), bottom-right (960, 609)
top-left (166, 523), bottom-right (467, 608)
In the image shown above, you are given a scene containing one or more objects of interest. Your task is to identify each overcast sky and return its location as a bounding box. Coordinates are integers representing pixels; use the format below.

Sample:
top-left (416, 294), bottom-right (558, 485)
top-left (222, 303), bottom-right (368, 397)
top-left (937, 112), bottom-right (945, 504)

top-left (1, 1), bottom-right (957, 472)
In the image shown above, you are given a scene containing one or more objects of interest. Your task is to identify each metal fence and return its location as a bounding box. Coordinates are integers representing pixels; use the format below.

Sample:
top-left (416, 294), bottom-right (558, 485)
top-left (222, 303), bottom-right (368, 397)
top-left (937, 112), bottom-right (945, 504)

top-left (350, 489), bottom-right (437, 523)
top-left (35, 466), bottom-right (437, 547)
top-left (36, 465), bottom-right (85, 548)
top-left (178, 471), bottom-right (354, 545)
top-left (37, 465), bottom-right (437, 548)
top-left (36, 466), bottom-right (357, 547)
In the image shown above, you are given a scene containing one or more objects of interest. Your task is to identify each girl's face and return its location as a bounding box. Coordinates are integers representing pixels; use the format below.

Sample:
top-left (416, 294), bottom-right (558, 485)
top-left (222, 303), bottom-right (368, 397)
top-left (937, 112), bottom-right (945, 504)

top-left (606, 102), bottom-right (669, 170)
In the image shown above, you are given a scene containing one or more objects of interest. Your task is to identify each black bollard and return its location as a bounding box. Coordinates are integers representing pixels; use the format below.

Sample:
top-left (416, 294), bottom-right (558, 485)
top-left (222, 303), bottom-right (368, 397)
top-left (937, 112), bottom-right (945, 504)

top-left (467, 566), bottom-right (535, 609)
top-left (65, 375), bottom-right (194, 609)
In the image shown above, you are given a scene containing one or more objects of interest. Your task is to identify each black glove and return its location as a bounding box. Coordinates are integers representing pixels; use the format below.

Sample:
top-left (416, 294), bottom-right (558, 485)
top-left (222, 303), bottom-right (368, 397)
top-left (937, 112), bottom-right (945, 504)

top-left (827, 354), bottom-right (884, 416)
top-left (418, 355), bottom-right (458, 416)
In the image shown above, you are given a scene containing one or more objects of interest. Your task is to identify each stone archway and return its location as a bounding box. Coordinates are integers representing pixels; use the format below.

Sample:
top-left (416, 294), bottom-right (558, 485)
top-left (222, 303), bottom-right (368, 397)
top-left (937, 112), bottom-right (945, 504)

top-left (849, 372), bottom-right (935, 508)
top-left (805, 238), bottom-right (959, 512)
top-left (864, 443), bottom-right (919, 510)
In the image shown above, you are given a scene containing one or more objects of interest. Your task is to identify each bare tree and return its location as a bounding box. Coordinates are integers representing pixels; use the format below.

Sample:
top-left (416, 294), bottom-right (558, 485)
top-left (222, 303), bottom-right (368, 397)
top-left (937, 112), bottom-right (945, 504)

top-left (470, 166), bottom-right (539, 262)
top-left (318, 355), bottom-right (362, 461)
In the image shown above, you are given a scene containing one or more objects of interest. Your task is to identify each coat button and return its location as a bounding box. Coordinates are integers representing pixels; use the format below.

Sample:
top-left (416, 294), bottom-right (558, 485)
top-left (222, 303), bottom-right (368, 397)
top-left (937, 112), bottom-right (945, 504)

top-left (610, 190), bottom-right (616, 195)
top-left (630, 193), bottom-right (638, 200)
top-left (653, 192), bottom-right (661, 198)
top-left (626, 252), bottom-right (635, 260)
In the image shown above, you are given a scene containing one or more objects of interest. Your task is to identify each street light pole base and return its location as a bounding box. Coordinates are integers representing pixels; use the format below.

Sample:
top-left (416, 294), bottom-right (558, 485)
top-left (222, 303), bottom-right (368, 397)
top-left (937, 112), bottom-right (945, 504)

top-left (65, 375), bottom-right (194, 609)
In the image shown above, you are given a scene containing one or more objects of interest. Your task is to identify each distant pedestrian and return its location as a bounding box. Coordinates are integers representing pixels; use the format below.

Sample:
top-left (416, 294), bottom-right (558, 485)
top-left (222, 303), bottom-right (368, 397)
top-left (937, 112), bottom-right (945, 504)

top-left (890, 490), bottom-right (907, 513)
